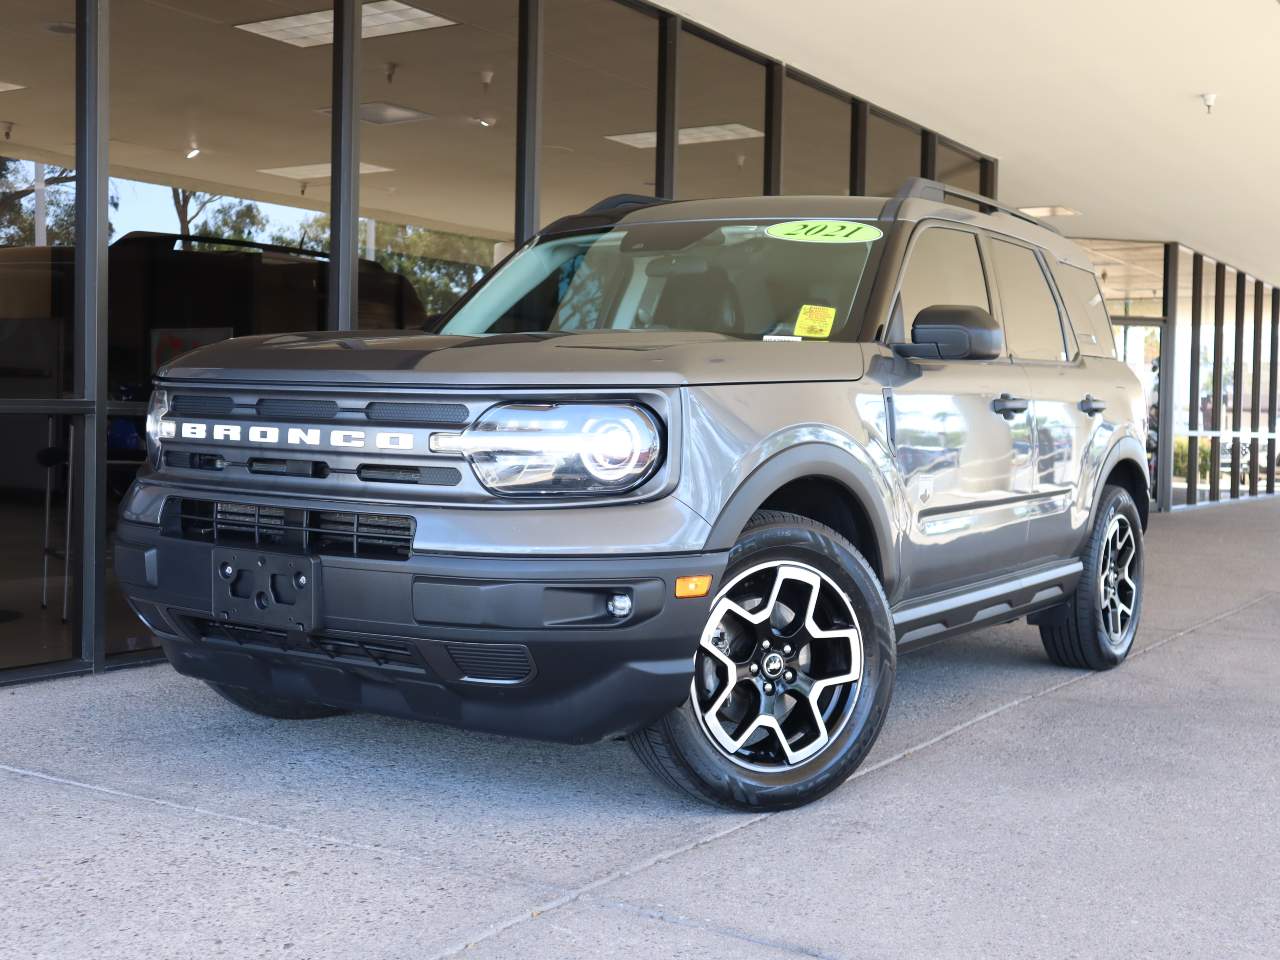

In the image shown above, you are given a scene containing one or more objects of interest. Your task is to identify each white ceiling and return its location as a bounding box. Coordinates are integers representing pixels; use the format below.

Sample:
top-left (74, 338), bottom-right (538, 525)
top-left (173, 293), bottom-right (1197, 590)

top-left (666, 0), bottom-right (1280, 283)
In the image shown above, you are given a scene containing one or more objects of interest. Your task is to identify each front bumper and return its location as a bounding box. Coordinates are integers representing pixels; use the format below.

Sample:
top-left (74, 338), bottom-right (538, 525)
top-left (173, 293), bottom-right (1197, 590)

top-left (115, 518), bottom-right (727, 743)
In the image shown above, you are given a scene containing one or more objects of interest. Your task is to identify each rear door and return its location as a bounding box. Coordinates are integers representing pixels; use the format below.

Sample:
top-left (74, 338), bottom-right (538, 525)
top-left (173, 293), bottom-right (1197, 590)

top-left (886, 224), bottom-right (1036, 599)
top-left (987, 237), bottom-right (1102, 565)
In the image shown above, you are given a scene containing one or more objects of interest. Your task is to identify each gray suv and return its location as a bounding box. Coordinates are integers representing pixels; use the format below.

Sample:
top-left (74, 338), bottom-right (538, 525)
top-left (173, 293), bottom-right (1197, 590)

top-left (116, 179), bottom-right (1148, 810)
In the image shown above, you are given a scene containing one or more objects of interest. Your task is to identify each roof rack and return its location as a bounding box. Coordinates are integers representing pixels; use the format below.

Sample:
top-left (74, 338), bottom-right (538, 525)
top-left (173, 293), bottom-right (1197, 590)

top-left (581, 194), bottom-right (670, 215)
top-left (893, 177), bottom-right (1061, 235)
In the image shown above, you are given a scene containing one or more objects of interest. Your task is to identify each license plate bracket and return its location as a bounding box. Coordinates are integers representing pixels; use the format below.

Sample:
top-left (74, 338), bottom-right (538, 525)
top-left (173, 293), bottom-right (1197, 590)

top-left (211, 548), bottom-right (321, 634)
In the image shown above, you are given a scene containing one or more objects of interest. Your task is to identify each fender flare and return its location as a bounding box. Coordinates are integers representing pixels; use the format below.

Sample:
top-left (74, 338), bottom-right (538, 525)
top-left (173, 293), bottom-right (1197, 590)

top-left (1088, 434), bottom-right (1150, 533)
top-left (701, 442), bottom-right (899, 593)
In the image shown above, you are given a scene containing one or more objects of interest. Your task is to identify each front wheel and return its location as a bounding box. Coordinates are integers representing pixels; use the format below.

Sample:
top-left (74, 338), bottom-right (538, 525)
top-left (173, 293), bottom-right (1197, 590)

top-left (1039, 484), bottom-right (1144, 670)
top-left (628, 511), bottom-right (896, 810)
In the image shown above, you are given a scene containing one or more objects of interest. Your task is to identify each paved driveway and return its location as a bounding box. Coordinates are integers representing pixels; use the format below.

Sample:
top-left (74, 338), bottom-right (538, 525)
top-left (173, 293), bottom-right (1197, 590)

top-left (3, 499), bottom-right (1279, 959)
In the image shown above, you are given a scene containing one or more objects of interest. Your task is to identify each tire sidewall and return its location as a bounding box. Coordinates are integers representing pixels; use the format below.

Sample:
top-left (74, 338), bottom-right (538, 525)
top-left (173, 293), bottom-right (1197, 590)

top-left (1080, 487), bottom-right (1144, 666)
top-left (662, 516), bottom-right (896, 809)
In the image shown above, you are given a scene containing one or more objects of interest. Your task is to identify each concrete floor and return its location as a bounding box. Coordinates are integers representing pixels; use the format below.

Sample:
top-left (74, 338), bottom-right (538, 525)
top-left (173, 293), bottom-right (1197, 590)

top-left (2, 499), bottom-right (1278, 959)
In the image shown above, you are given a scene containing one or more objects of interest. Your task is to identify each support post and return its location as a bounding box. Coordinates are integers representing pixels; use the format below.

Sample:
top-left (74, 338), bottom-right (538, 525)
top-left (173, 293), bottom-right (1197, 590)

top-left (328, 0), bottom-right (360, 330)
top-left (74, 0), bottom-right (109, 670)
top-left (655, 15), bottom-right (680, 200)
top-left (514, 0), bottom-right (543, 243)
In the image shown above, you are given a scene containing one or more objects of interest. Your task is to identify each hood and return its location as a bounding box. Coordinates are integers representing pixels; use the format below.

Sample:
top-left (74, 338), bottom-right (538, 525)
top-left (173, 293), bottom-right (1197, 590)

top-left (158, 330), bottom-right (866, 388)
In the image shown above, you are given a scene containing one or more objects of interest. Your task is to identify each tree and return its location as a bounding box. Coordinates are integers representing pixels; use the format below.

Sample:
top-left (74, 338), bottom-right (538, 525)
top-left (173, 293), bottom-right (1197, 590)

top-left (361, 220), bottom-right (493, 316)
top-left (193, 199), bottom-right (268, 248)
top-left (171, 187), bottom-right (220, 250)
top-left (0, 157), bottom-right (78, 246)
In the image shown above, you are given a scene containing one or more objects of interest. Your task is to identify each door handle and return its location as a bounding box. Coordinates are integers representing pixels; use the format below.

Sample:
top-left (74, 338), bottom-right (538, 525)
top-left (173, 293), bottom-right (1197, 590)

top-left (992, 394), bottom-right (1029, 420)
top-left (1079, 394), bottom-right (1107, 416)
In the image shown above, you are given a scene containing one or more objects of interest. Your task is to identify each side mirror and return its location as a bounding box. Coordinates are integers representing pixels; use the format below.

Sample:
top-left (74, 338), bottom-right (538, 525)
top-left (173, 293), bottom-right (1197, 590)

top-left (899, 304), bottom-right (1003, 361)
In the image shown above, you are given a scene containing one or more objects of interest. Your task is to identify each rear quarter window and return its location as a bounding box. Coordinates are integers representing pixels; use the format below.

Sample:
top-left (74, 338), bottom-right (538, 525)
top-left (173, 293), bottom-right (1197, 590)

top-left (1054, 262), bottom-right (1117, 359)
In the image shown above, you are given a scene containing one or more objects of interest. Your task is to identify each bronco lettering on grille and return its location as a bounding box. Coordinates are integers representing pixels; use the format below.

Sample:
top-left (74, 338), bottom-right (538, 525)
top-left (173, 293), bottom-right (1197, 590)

top-left (170, 421), bottom-right (417, 451)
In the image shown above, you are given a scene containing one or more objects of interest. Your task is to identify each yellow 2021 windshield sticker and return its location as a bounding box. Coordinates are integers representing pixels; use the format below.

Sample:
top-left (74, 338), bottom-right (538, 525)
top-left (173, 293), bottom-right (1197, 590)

top-left (794, 304), bottom-right (837, 338)
top-left (765, 220), bottom-right (883, 243)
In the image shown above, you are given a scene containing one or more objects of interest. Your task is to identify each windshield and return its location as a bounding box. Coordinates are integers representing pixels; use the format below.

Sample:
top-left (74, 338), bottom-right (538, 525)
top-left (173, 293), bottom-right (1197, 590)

top-left (440, 218), bottom-right (882, 341)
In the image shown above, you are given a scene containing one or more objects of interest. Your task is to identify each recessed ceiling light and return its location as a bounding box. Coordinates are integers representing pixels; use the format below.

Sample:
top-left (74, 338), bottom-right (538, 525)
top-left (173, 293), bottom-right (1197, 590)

top-left (186, 147), bottom-right (200, 159)
top-left (0, 81), bottom-right (25, 94)
top-left (46, 21), bottom-right (76, 35)
top-left (317, 101), bottom-right (433, 124)
top-left (1018, 205), bottom-right (1081, 217)
top-left (470, 116), bottom-right (497, 128)
top-left (605, 123), bottom-right (764, 149)
top-left (236, 2), bottom-right (455, 48)
top-left (258, 161), bottom-right (393, 179)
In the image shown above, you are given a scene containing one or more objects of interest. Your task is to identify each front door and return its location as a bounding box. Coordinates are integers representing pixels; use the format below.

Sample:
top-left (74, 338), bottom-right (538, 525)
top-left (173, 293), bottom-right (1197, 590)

top-left (886, 224), bottom-right (1036, 600)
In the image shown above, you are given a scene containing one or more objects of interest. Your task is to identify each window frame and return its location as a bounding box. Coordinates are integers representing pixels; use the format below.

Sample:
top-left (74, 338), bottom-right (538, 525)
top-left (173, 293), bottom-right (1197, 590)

top-left (885, 220), bottom-right (1002, 358)
top-left (983, 232), bottom-right (1077, 366)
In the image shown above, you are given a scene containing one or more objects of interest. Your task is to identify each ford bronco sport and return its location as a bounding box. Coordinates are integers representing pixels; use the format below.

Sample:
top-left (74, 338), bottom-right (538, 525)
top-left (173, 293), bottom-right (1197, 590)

top-left (116, 178), bottom-right (1149, 810)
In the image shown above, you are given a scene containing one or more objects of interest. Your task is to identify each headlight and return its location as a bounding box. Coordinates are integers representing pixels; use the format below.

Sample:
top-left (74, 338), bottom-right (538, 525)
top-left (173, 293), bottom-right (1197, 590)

top-left (145, 388), bottom-right (174, 468)
top-left (446, 402), bottom-right (662, 497)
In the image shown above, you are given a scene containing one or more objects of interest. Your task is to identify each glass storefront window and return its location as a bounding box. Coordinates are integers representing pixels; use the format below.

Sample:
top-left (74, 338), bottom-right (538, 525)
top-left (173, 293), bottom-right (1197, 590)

top-left (1181, 256), bottom-right (1217, 503)
top-left (676, 31), bottom-right (765, 200)
top-left (1078, 239), bottom-right (1165, 320)
top-left (1236, 279), bottom-right (1255, 493)
top-left (357, 0), bottom-right (516, 321)
top-left (1249, 281), bottom-right (1269, 483)
top-left (865, 111), bottom-right (921, 197)
top-left (936, 141), bottom-right (982, 194)
top-left (0, 1), bottom-right (80, 670)
top-left (782, 77), bottom-right (851, 196)
top-left (541, 0), bottom-right (657, 225)
top-left (107, 0), bottom-right (338, 654)
top-left (0, 413), bottom-right (77, 669)
top-left (0, 1), bottom-right (77, 401)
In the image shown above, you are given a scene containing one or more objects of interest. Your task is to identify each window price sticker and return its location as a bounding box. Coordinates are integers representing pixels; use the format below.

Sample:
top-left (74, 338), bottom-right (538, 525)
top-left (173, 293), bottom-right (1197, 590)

top-left (794, 304), bottom-right (837, 339)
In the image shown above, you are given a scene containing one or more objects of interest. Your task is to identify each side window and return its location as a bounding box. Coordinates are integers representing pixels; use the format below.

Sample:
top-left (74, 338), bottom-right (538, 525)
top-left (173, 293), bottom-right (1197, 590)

top-left (991, 239), bottom-right (1068, 362)
top-left (897, 227), bottom-right (990, 340)
top-left (1054, 263), bottom-right (1118, 359)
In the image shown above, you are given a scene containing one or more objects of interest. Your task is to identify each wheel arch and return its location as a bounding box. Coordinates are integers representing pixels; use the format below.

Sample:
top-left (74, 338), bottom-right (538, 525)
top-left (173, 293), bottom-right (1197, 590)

top-left (1094, 436), bottom-right (1151, 531)
top-left (702, 443), bottom-right (897, 593)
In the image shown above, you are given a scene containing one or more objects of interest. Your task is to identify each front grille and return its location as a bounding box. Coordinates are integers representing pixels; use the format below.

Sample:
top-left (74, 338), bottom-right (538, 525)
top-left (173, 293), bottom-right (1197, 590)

top-left (169, 498), bottom-right (415, 561)
top-left (444, 641), bottom-right (534, 683)
top-left (365, 401), bottom-right (469, 425)
top-left (355, 464), bottom-right (462, 486)
top-left (256, 398), bottom-right (339, 420)
top-left (172, 394), bottom-right (234, 417)
top-left (190, 617), bottom-right (425, 671)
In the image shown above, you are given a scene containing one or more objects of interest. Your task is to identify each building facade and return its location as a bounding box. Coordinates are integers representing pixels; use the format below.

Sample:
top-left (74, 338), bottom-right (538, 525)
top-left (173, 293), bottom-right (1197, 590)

top-left (0, 0), bottom-right (1272, 682)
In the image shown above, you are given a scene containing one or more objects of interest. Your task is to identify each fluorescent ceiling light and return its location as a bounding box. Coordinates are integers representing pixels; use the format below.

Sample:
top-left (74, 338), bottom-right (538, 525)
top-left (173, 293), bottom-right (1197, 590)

top-left (606, 123), bottom-right (764, 149)
top-left (1018, 205), bottom-right (1081, 217)
top-left (258, 162), bottom-right (393, 179)
top-left (317, 101), bottom-right (433, 124)
top-left (236, 1), bottom-right (454, 48)
top-left (0, 81), bottom-right (25, 94)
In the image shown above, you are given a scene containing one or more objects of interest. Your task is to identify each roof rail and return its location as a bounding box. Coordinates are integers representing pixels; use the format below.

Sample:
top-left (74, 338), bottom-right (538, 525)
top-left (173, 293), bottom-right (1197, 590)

top-left (893, 177), bottom-right (1061, 235)
top-left (582, 194), bottom-right (669, 215)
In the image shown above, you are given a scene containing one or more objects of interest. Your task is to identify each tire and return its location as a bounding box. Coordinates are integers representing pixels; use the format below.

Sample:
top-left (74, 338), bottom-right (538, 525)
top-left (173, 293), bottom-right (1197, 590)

top-left (207, 681), bottom-right (347, 719)
top-left (628, 510), bottom-right (896, 811)
top-left (1039, 484), bottom-right (1144, 670)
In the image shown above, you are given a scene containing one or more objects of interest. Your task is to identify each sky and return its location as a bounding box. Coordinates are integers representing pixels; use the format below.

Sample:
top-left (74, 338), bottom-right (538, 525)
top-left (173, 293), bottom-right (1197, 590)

top-left (109, 176), bottom-right (316, 242)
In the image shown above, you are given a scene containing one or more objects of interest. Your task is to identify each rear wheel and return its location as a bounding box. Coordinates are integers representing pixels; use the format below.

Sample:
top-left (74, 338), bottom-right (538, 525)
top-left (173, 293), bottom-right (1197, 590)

top-left (629, 511), bottom-right (895, 810)
top-left (1039, 484), bottom-right (1144, 670)
top-left (207, 681), bottom-right (347, 719)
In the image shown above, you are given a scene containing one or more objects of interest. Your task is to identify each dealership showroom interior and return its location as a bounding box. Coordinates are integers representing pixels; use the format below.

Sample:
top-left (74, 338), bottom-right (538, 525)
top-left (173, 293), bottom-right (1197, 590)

top-left (2, 0), bottom-right (1277, 957)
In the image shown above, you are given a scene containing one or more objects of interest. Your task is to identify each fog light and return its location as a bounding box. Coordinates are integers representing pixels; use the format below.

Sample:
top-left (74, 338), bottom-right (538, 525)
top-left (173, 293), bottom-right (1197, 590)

top-left (674, 575), bottom-right (713, 599)
top-left (606, 593), bottom-right (633, 618)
